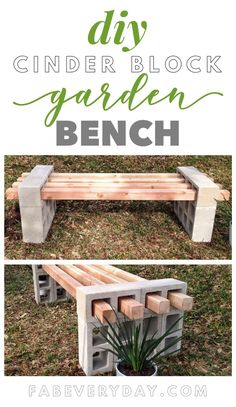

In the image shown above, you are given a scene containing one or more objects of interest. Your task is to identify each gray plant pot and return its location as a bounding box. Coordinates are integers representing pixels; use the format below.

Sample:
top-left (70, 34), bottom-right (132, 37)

top-left (115, 361), bottom-right (158, 376)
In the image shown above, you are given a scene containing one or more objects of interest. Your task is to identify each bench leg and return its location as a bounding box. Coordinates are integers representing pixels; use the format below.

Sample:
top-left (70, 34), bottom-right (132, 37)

top-left (174, 201), bottom-right (216, 242)
top-left (77, 318), bottom-right (114, 375)
top-left (32, 265), bottom-right (71, 304)
top-left (18, 165), bottom-right (56, 243)
top-left (20, 200), bottom-right (56, 243)
top-left (174, 166), bottom-right (219, 242)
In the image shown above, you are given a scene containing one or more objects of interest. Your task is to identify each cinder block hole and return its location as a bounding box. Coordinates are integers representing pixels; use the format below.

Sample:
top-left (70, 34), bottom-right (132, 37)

top-left (178, 207), bottom-right (183, 218)
top-left (39, 275), bottom-right (49, 288)
top-left (145, 290), bottom-right (162, 308)
top-left (185, 202), bottom-right (189, 211)
top-left (143, 317), bottom-right (159, 338)
top-left (184, 213), bottom-right (187, 225)
top-left (39, 289), bottom-right (50, 302)
top-left (188, 221), bottom-right (193, 235)
top-left (56, 287), bottom-right (66, 299)
top-left (166, 314), bottom-right (180, 331)
top-left (91, 297), bottom-right (111, 318)
top-left (164, 336), bottom-right (180, 354)
top-left (168, 289), bottom-right (183, 295)
top-left (118, 295), bottom-right (135, 312)
top-left (92, 351), bottom-right (108, 371)
top-left (189, 203), bottom-right (195, 219)
top-left (92, 326), bottom-right (109, 347)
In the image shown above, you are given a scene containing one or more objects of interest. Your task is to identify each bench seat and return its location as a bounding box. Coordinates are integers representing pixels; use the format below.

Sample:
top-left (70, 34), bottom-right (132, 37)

top-left (5, 165), bottom-right (230, 243)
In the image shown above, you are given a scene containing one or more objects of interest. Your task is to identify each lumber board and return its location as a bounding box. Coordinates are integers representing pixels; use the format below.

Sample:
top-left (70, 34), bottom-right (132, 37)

top-left (21, 172), bottom-right (184, 179)
top-left (92, 300), bottom-right (116, 324)
top-left (75, 264), bottom-right (125, 284)
top-left (168, 292), bottom-right (193, 311)
top-left (96, 264), bottom-right (145, 282)
top-left (214, 189), bottom-right (230, 201)
top-left (145, 293), bottom-right (170, 314)
top-left (59, 265), bottom-right (105, 286)
top-left (42, 265), bottom-right (81, 298)
top-left (18, 178), bottom-right (187, 185)
top-left (118, 296), bottom-right (144, 320)
top-left (44, 265), bottom-right (115, 323)
top-left (13, 181), bottom-right (192, 189)
top-left (6, 187), bottom-right (197, 200)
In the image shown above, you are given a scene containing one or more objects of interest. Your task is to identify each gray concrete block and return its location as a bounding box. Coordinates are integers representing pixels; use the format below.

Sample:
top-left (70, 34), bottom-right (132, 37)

top-left (76, 279), bottom-right (188, 375)
top-left (174, 168), bottom-right (218, 241)
top-left (177, 166), bottom-right (219, 207)
top-left (174, 201), bottom-right (216, 242)
top-left (19, 165), bottom-right (54, 207)
top-left (161, 310), bottom-right (184, 356)
top-left (139, 279), bottom-right (187, 306)
top-left (78, 319), bottom-right (114, 375)
top-left (191, 206), bottom-right (216, 242)
top-left (32, 265), bottom-right (71, 304)
top-left (20, 201), bottom-right (56, 243)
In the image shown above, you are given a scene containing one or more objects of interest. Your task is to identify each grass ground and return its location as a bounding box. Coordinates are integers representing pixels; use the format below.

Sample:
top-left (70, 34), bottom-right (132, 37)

top-left (4, 265), bottom-right (231, 376)
top-left (4, 155), bottom-right (231, 260)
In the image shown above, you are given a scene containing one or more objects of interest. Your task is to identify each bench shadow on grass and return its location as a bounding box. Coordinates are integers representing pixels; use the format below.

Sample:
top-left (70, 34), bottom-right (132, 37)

top-left (4, 200), bottom-right (231, 260)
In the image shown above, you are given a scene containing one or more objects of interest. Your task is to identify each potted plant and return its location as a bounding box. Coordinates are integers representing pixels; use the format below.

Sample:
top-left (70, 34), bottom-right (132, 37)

top-left (97, 311), bottom-right (183, 376)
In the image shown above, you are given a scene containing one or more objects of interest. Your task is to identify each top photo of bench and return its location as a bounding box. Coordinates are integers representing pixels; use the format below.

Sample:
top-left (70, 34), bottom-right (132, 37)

top-left (6, 164), bottom-right (230, 245)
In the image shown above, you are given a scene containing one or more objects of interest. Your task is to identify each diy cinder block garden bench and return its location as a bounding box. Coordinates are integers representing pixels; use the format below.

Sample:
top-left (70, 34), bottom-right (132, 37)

top-left (32, 264), bottom-right (193, 375)
top-left (6, 165), bottom-right (230, 243)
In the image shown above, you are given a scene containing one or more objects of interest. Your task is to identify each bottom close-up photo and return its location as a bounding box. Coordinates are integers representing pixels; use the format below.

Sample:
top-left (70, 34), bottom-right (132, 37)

top-left (4, 264), bottom-right (231, 376)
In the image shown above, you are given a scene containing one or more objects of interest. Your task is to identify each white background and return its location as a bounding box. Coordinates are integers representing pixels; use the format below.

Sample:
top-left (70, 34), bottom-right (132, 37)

top-left (1, 0), bottom-right (234, 405)
top-left (1, 0), bottom-right (235, 154)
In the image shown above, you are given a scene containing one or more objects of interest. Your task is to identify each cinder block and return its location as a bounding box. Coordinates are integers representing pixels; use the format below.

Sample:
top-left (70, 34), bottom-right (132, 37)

top-left (18, 165), bottom-right (54, 207)
top-left (78, 319), bottom-right (114, 375)
top-left (76, 279), bottom-right (188, 375)
top-left (76, 282), bottom-right (142, 323)
top-left (174, 201), bottom-right (217, 242)
top-left (161, 310), bottom-right (184, 355)
top-left (177, 166), bottom-right (219, 207)
top-left (19, 166), bottom-right (56, 243)
top-left (174, 167), bottom-right (219, 242)
top-left (32, 265), bottom-right (71, 304)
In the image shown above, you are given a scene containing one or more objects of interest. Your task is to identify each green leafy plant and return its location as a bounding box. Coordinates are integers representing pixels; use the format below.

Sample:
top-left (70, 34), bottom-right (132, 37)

top-left (97, 311), bottom-right (183, 374)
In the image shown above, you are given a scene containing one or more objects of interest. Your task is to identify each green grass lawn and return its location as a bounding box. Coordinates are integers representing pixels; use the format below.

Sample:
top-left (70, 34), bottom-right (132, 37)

top-left (4, 265), bottom-right (232, 376)
top-left (4, 155), bottom-right (231, 260)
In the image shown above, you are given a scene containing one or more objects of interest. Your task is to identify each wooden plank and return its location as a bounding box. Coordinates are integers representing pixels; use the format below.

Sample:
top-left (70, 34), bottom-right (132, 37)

top-left (92, 300), bottom-right (116, 324)
top-left (96, 265), bottom-right (145, 282)
top-left (118, 297), bottom-right (144, 320)
top-left (5, 187), bottom-right (197, 201)
top-left (146, 293), bottom-right (170, 314)
top-left (38, 188), bottom-right (197, 200)
top-left (214, 189), bottom-right (230, 201)
top-left (168, 292), bottom-right (193, 311)
top-left (18, 177), bottom-right (186, 184)
top-left (42, 264), bottom-right (81, 298)
top-left (22, 172), bottom-right (184, 178)
top-left (44, 265), bottom-right (116, 323)
top-left (59, 265), bottom-right (105, 286)
top-left (13, 181), bottom-right (192, 189)
top-left (75, 264), bottom-right (125, 284)
top-left (5, 188), bottom-right (17, 200)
